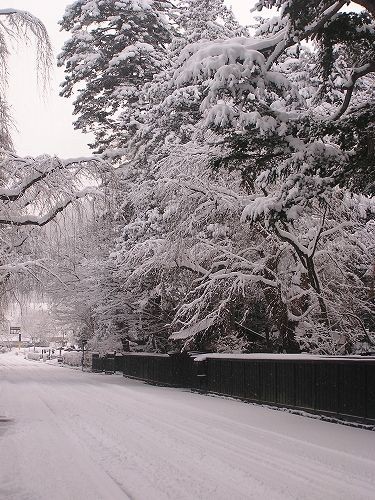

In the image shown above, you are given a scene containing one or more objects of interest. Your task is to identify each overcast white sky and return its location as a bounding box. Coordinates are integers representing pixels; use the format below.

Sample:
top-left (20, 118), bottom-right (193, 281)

top-left (6, 0), bottom-right (253, 157)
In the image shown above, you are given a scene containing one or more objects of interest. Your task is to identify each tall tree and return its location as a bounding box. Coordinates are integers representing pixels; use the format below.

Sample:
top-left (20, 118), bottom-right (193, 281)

top-left (54, 0), bottom-right (375, 353)
top-left (58, 0), bottom-right (176, 154)
top-left (127, 0), bottom-right (247, 164)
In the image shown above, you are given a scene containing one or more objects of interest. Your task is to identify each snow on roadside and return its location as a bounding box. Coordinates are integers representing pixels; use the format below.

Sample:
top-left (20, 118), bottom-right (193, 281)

top-left (0, 351), bottom-right (374, 500)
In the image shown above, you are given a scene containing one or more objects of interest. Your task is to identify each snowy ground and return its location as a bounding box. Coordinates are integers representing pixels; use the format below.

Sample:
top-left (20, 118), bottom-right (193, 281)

top-left (0, 352), bottom-right (375, 500)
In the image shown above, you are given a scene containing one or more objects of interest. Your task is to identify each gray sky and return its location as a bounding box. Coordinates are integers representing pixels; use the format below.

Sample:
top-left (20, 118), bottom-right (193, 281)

top-left (6, 0), bottom-right (254, 157)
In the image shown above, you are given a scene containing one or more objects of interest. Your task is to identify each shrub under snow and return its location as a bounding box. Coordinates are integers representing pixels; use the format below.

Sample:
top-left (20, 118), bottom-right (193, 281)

top-left (27, 352), bottom-right (42, 361)
top-left (62, 351), bottom-right (91, 368)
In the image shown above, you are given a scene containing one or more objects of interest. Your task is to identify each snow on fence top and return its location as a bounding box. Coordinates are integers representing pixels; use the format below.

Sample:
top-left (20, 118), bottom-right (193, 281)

top-left (119, 351), bottom-right (375, 362)
top-left (122, 352), bottom-right (169, 358)
top-left (193, 353), bottom-right (375, 362)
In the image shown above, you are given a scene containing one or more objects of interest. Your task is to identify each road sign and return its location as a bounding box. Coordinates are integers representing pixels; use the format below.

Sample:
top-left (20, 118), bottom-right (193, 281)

top-left (10, 326), bottom-right (21, 345)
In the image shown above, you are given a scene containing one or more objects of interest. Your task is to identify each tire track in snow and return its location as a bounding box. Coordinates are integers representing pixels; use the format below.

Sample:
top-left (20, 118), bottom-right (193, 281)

top-left (40, 370), bottom-right (375, 500)
top-left (2, 354), bottom-right (375, 500)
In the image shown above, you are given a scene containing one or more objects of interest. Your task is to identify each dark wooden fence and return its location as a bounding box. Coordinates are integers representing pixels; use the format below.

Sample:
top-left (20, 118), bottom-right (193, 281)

top-left (201, 356), bottom-right (375, 424)
top-left (92, 352), bottom-right (119, 374)
top-left (92, 352), bottom-right (375, 425)
top-left (121, 353), bottom-right (197, 388)
top-left (92, 352), bottom-right (201, 388)
top-left (92, 353), bottom-right (102, 372)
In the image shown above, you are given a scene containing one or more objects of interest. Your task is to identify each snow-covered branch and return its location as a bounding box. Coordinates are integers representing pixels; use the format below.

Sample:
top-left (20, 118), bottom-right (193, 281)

top-left (265, 1), bottom-right (347, 69)
top-left (0, 153), bottom-right (105, 201)
top-left (0, 188), bottom-right (101, 226)
top-left (0, 8), bottom-right (52, 89)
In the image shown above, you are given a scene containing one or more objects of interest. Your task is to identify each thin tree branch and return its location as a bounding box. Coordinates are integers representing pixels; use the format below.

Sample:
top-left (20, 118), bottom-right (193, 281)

top-left (0, 188), bottom-right (100, 226)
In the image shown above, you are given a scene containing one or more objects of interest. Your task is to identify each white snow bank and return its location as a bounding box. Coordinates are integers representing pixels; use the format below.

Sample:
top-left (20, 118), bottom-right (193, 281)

top-left (27, 352), bottom-right (41, 361)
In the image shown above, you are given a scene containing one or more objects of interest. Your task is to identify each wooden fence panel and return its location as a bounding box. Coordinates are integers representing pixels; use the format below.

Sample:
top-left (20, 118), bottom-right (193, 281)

top-left (366, 363), bottom-right (375, 420)
top-left (276, 362), bottom-right (295, 407)
top-left (91, 354), bottom-right (103, 373)
top-left (231, 361), bottom-right (245, 399)
top-left (338, 363), bottom-right (366, 418)
top-left (243, 362), bottom-right (260, 401)
top-left (220, 361), bottom-right (233, 396)
top-left (315, 362), bottom-right (339, 414)
top-left (294, 362), bottom-right (315, 411)
top-left (117, 353), bottom-right (375, 425)
top-left (207, 359), bottom-right (220, 393)
top-left (259, 362), bottom-right (277, 404)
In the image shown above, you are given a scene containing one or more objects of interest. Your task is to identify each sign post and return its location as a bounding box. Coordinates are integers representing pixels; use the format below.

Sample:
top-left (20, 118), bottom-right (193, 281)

top-left (10, 326), bottom-right (21, 350)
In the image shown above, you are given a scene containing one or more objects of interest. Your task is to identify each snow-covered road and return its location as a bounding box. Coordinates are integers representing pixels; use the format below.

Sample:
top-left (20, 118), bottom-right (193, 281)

top-left (0, 352), bottom-right (375, 500)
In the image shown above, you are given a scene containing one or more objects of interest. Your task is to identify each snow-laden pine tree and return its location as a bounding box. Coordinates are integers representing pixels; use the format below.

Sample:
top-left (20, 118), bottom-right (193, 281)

top-left (176, 0), bottom-right (245, 45)
top-left (46, 0), bottom-right (246, 352)
top-left (170, 0), bottom-right (375, 200)
top-left (96, 136), bottom-right (375, 354)
top-left (111, 0), bottom-right (374, 352)
top-left (126, 0), bottom-right (248, 164)
top-left (58, 0), bottom-right (175, 154)
top-left (95, 0), bottom-right (249, 349)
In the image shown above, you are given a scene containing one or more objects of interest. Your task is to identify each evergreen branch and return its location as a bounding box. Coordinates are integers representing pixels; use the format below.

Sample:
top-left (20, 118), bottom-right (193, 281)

top-left (332, 62), bottom-right (375, 120)
top-left (266, 0), bottom-right (346, 70)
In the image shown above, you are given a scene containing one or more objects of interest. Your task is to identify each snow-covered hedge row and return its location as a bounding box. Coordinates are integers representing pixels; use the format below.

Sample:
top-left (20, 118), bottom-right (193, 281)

top-left (62, 351), bottom-right (81, 366)
top-left (27, 352), bottom-right (41, 361)
top-left (62, 351), bottom-right (91, 368)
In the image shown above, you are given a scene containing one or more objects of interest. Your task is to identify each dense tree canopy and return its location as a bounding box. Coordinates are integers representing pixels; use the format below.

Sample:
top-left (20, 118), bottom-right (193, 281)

top-left (51, 0), bottom-right (375, 353)
top-left (3, 0), bottom-right (374, 355)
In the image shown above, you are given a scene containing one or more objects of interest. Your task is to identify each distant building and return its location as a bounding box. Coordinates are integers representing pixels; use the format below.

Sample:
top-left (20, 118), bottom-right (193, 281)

top-left (48, 335), bottom-right (67, 347)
